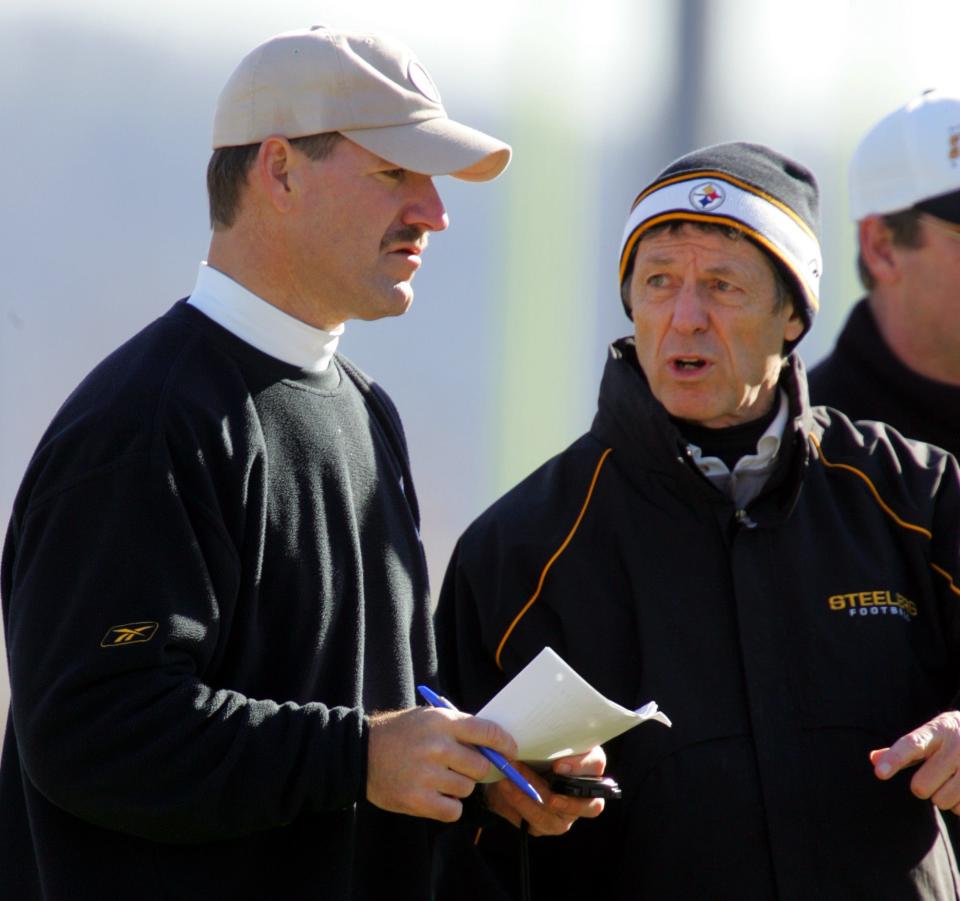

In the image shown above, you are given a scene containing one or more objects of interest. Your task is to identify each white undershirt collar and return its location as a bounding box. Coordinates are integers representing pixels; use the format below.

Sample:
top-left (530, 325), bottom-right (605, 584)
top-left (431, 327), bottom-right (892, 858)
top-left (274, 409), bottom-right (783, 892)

top-left (187, 262), bottom-right (343, 372)
top-left (689, 390), bottom-right (788, 478)
top-left (687, 390), bottom-right (789, 509)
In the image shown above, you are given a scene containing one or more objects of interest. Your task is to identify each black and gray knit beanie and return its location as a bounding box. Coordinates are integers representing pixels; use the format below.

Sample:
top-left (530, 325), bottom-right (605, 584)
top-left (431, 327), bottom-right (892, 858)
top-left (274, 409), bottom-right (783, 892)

top-left (618, 142), bottom-right (822, 346)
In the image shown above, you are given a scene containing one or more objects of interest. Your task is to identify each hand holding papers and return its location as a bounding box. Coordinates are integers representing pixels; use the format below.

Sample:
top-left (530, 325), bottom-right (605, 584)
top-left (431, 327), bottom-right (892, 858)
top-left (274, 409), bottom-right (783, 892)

top-left (476, 646), bottom-right (671, 780)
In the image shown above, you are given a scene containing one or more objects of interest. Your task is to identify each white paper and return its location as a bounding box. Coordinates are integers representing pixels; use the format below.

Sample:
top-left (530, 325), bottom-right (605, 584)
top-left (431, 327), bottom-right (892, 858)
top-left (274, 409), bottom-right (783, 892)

top-left (476, 646), bottom-right (671, 779)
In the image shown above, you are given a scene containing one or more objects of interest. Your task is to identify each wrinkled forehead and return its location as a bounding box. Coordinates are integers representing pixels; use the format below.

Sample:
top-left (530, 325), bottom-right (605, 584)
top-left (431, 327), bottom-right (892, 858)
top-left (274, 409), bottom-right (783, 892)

top-left (632, 221), bottom-right (779, 277)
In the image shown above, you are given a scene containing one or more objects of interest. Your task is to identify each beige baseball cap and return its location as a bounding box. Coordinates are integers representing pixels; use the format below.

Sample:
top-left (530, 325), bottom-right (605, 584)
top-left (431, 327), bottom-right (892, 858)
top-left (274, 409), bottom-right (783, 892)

top-left (212, 25), bottom-right (511, 182)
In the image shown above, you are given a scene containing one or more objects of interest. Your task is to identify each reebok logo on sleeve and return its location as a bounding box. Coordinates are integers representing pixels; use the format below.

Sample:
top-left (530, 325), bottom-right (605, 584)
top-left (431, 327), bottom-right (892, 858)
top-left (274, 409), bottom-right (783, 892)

top-left (100, 621), bottom-right (159, 647)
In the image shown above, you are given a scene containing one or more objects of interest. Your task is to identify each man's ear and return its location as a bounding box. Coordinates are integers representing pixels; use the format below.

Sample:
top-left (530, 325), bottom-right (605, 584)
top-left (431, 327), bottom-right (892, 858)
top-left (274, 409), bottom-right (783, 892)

top-left (783, 308), bottom-right (804, 346)
top-left (252, 136), bottom-right (296, 213)
top-left (858, 215), bottom-right (900, 286)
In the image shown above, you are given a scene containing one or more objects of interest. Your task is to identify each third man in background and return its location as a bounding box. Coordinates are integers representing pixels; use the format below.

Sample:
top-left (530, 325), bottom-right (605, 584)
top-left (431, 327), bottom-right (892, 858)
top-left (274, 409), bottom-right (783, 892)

top-left (809, 89), bottom-right (960, 456)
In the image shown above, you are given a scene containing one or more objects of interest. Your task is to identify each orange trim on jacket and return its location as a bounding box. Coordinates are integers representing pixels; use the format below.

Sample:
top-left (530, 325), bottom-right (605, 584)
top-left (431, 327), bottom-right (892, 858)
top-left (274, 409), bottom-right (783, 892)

top-left (494, 447), bottom-right (614, 671)
top-left (810, 433), bottom-right (959, 597)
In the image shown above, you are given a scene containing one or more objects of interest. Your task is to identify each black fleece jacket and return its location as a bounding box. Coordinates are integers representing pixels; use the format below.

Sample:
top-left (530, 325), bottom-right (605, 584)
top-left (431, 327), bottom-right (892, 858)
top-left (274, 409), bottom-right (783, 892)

top-left (435, 337), bottom-right (960, 901)
top-left (809, 298), bottom-right (960, 458)
top-left (1, 301), bottom-right (436, 900)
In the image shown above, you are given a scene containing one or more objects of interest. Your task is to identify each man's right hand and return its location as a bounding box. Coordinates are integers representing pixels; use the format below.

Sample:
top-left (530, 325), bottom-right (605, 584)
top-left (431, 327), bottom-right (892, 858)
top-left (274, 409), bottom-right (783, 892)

top-left (366, 707), bottom-right (518, 822)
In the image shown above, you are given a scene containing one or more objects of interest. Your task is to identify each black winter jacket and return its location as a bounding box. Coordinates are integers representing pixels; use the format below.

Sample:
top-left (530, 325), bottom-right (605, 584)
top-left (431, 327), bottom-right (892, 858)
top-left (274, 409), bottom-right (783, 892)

top-left (435, 337), bottom-right (960, 900)
top-left (809, 298), bottom-right (960, 459)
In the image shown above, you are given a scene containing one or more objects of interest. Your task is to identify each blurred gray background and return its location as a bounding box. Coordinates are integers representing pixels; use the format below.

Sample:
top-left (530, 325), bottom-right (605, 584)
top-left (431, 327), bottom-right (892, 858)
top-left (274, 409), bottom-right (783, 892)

top-left (3, 0), bottom-right (959, 742)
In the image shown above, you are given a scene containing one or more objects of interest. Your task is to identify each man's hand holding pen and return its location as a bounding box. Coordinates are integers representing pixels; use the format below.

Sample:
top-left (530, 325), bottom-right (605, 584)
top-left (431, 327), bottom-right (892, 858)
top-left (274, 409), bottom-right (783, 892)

top-left (411, 683), bottom-right (608, 835)
top-left (365, 705), bottom-right (519, 823)
top-left (366, 689), bottom-right (607, 835)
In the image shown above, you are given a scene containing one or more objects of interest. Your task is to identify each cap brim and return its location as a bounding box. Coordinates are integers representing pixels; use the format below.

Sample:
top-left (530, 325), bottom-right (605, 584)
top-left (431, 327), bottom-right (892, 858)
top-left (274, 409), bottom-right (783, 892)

top-left (915, 188), bottom-right (960, 226)
top-left (342, 116), bottom-right (511, 182)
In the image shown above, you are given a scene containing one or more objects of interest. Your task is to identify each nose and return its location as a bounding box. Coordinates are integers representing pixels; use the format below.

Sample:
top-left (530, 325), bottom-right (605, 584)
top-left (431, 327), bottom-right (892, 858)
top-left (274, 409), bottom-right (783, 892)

top-left (404, 176), bottom-right (449, 233)
top-left (671, 282), bottom-right (709, 334)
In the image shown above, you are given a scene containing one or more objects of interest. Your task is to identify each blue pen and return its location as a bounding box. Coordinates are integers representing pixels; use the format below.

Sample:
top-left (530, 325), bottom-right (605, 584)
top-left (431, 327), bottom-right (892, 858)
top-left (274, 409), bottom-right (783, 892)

top-left (416, 684), bottom-right (543, 804)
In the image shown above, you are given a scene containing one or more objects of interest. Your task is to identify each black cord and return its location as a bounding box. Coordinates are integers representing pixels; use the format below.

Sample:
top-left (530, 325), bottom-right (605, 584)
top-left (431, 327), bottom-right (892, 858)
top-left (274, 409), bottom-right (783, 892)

top-left (520, 819), bottom-right (530, 901)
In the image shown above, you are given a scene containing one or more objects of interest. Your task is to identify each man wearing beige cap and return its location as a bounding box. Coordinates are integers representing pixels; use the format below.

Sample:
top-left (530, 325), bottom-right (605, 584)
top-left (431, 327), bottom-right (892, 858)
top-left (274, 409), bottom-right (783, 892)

top-left (0, 25), bottom-right (600, 901)
top-left (810, 89), bottom-right (960, 457)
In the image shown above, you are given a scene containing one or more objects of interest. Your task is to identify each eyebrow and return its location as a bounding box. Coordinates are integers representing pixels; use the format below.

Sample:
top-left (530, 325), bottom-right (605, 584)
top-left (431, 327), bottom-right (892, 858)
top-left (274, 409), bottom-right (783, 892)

top-left (637, 254), bottom-right (747, 278)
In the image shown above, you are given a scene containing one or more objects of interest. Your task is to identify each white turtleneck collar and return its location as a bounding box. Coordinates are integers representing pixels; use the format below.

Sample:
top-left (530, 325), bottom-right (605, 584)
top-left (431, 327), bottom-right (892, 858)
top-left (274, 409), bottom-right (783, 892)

top-left (187, 263), bottom-right (343, 372)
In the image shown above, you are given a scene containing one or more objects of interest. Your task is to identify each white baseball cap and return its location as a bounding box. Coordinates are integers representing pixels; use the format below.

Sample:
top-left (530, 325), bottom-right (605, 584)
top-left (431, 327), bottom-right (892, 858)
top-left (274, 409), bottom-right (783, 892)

top-left (849, 89), bottom-right (960, 224)
top-left (213, 25), bottom-right (511, 182)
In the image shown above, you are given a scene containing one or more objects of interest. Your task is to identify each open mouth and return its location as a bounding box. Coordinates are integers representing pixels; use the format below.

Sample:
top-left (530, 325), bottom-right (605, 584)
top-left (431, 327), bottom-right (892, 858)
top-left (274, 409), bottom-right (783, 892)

top-left (673, 357), bottom-right (707, 371)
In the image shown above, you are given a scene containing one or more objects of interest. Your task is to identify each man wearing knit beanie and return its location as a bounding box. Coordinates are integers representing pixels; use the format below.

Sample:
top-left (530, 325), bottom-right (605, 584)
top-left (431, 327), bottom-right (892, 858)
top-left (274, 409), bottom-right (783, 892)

top-left (810, 90), bottom-right (960, 458)
top-left (433, 141), bottom-right (960, 899)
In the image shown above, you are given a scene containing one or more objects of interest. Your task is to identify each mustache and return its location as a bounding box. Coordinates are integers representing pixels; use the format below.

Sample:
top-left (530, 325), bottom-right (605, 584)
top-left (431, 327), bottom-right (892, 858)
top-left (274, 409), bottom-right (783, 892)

top-left (380, 225), bottom-right (429, 252)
